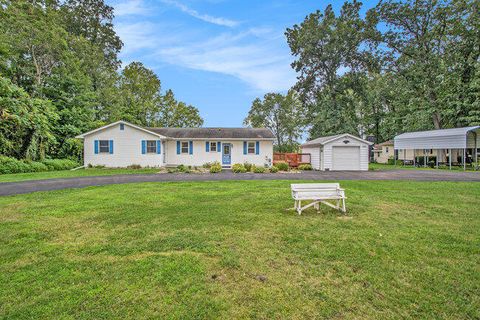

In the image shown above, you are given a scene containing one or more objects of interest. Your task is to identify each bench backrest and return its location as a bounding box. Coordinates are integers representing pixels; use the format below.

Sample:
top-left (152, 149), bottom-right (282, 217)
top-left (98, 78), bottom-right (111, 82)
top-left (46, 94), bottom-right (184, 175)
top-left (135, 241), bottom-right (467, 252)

top-left (291, 183), bottom-right (340, 191)
top-left (291, 183), bottom-right (343, 199)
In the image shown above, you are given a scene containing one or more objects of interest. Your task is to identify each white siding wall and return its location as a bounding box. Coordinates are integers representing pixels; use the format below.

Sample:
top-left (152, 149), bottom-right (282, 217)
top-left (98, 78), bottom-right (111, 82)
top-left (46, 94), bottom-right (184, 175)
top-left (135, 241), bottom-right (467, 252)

top-left (83, 124), bottom-right (164, 167)
top-left (300, 146), bottom-right (320, 170)
top-left (323, 137), bottom-right (369, 171)
top-left (164, 140), bottom-right (274, 167)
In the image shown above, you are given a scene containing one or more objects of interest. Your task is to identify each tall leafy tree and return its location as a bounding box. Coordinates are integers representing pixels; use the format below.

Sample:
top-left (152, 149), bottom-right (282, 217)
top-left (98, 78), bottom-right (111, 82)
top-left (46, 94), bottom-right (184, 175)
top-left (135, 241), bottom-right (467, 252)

top-left (157, 89), bottom-right (204, 127)
top-left (244, 90), bottom-right (305, 152)
top-left (285, 0), bottom-right (376, 139)
top-left (0, 76), bottom-right (58, 160)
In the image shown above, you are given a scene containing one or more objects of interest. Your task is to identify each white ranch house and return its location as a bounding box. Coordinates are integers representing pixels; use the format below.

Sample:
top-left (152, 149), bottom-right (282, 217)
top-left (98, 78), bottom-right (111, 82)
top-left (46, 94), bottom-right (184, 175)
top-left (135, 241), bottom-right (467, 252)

top-left (76, 121), bottom-right (275, 168)
top-left (301, 134), bottom-right (372, 171)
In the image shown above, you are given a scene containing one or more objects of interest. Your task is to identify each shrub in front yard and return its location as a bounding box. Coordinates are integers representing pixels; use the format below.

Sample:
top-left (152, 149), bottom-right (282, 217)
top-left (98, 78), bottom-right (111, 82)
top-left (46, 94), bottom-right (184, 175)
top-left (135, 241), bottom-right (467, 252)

top-left (127, 164), bottom-right (142, 169)
top-left (298, 164), bottom-right (313, 170)
top-left (0, 156), bottom-right (31, 174)
top-left (202, 162), bottom-right (212, 169)
top-left (269, 166), bottom-right (279, 173)
top-left (41, 159), bottom-right (79, 171)
top-left (24, 161), bottom-right (48, 172)
top-left (232, 163), bottom-right (247, 173)
top-left (274, 161), bottom-right (289, 171)
top-left (0, 156), bottom-right (78, 174)
top-left (243, 162), bottom-right (253, 172)
top-left (210, 162), bottom-right (222, 173)
top-left (253, 166), bottom-right (266, 173)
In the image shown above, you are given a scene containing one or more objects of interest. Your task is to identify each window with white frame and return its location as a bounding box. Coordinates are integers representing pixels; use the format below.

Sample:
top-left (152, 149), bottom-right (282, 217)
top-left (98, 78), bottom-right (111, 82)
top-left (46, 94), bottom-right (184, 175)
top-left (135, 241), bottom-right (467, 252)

top-left (210, 141), bottom-right (217, 152)
top-left (385, 147), bottom-right (389, 153)
top-left (99, 140), bottom-right (110, 153)
top-left (146, 140), bottom-right (157, 153)
top-left (181, 141), bottom-right (189, 153)
top-left (247, 141), bottom-right (255, 154)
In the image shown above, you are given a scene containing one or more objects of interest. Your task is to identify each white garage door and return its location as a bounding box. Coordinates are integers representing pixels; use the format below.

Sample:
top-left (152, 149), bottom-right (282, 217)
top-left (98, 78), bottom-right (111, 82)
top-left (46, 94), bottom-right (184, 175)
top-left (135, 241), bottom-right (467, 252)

top-left (332, 146), bottom-right (360, 170)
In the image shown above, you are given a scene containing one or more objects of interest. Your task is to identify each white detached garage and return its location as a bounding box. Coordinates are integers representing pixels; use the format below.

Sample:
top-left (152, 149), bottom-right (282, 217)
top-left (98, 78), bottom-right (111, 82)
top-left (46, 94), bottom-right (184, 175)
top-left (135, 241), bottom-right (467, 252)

top-left (301, 134), bottom-right (372, 171)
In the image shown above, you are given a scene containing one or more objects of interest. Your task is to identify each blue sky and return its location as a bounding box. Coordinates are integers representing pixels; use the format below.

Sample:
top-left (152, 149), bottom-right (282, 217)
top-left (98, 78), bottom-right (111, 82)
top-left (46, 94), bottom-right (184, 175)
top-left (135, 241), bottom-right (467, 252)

top-left (107, 0), bottom-right (377, 127)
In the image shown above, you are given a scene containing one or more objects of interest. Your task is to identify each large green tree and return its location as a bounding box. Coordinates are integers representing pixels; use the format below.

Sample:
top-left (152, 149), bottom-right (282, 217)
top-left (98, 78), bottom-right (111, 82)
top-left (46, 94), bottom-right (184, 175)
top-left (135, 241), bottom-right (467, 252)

top-left (157, 90), bottom-right (204, 128)
top-left (244, 90), bottom-right (305, 152)
top-left (0, 76), bottom-right (58, 160)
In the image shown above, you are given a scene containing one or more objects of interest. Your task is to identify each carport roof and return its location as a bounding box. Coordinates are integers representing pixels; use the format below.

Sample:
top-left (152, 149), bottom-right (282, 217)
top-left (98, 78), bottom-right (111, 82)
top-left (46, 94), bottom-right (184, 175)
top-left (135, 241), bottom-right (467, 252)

top-left (394, 126), bottom-right (480, 149)
top-left (395, 126), bottom-right (480, 139)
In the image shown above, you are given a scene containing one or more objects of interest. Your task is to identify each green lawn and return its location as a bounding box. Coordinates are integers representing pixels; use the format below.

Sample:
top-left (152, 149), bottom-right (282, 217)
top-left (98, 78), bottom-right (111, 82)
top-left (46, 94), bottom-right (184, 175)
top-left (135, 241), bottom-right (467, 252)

top-left (1, 180), bottom-right (479, 319)
top-left (0, 168), bottom-right (161, 183)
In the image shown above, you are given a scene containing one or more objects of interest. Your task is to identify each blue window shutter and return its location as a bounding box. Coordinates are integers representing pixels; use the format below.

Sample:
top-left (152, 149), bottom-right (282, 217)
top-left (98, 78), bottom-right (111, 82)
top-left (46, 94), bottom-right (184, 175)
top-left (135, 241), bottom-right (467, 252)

top-left (243, 141), bottom-right (247, 155)
top-left (255, 141), bottom-right (260, 155)
top-left (141, 140), bottom-right (146, 154)
top-left (176, 141), bottom-right (180, 154)
top-left (94, 140), bottom-right (99, 154)
top-left (217, 142), bottom-right (221, 152)
top-left (157, 140), bottom-right (161, 154)
top-left (109, 140), bottom-right (114, 154)
top-left (206, 141), bottom-right (209, 152)
top-left (189, 141), bottom-right (193, 155)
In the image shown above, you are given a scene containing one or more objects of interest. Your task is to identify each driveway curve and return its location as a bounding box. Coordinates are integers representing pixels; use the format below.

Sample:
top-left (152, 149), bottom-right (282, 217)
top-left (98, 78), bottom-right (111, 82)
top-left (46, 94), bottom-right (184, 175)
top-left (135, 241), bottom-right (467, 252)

top-left (1, 169), bottom-right (479, 196)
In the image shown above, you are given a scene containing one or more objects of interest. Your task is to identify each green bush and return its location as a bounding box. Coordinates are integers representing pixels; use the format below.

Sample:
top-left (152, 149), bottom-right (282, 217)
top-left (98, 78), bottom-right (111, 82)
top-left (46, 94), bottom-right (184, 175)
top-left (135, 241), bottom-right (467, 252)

top-left (274, 161), bottom-right (289, 171)
top-left (0, 156), bottom-right (78, 174)
top-left (387, 157), bottom-right (395, 165)
top-left (176, 164), bottom-right (187, 172)
top-left (269, 166), bottom-right (279, 173)
top-left (253, 166), bottom-right (266, 173)
top-left (41, 159), bottom-right (79, 171)
top-left (243, 162), bottom-right (253, 172)
top-left (232, 163), bottom-right (247, 173)
top-left (127, 164), bottom-right (142, 169)
top-left (298, 164), bottom-right (313, 170)
top-left (0, 156), bottom-right (31, 174)
top-left (202, 162), bottom-right (212, 169)
top-left (25, 161), bottom-right (48, 172)
top-left (210, 161), bottom-right (222, 173)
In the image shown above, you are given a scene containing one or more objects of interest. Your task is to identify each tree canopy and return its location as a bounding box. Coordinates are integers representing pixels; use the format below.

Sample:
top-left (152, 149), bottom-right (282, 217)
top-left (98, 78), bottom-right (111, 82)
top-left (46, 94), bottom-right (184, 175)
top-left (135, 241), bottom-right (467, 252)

top-left (247, 0), bottom-right (479, 149)
top-left (0, 0), bottom-right (203, 161)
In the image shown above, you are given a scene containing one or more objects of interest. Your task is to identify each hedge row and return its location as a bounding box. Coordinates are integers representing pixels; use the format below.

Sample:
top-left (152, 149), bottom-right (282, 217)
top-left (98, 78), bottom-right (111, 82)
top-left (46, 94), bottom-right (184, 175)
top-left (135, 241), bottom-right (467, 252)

top-left (0, 156), bottom-right (79, 174)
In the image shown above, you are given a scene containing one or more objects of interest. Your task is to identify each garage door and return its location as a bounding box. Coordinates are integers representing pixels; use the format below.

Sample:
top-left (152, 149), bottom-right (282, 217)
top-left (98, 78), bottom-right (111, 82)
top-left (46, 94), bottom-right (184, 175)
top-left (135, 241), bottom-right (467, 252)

top-left (332, 146), bottom-right (360, 170)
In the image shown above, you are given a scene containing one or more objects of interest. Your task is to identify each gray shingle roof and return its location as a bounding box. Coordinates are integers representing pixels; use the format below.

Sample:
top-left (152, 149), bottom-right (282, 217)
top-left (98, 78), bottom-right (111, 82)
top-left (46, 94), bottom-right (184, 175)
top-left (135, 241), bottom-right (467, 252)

top-left (301, 134), bottom-right (342, 146)
top-left (146, 127), bottom-right (275, 139)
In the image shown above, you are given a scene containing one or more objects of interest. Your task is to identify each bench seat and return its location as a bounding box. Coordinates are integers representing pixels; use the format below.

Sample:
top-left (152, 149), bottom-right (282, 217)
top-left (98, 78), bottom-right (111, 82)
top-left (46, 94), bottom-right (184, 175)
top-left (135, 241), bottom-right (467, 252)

top-left (291, 183), bottom-right (346, 215)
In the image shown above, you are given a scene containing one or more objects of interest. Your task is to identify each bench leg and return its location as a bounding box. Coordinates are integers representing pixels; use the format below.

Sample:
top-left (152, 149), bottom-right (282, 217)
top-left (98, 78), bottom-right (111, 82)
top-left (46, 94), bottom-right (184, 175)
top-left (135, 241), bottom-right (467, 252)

top-left (297, 200), bottom-right (302, 215)
top-left (341, 198), bottom-right (346, 213)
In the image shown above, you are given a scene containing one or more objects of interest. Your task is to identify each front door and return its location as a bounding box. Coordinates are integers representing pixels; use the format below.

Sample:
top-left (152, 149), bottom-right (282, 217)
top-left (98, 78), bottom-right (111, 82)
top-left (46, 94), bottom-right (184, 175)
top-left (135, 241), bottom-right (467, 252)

top-left (222, 144), bottom-right (231, 165)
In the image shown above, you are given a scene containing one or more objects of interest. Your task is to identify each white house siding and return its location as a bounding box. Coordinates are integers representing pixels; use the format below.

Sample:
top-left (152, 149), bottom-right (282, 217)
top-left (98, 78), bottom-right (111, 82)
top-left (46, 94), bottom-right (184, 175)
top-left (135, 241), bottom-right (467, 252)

top-left (164, 140), bottom-right (274, 167)
top-left (83, 124), bottom-right (164, 167)
top-left (300, 146), bottom-right (321, 170)
top-left (323, 136), bottom-right (369, 171)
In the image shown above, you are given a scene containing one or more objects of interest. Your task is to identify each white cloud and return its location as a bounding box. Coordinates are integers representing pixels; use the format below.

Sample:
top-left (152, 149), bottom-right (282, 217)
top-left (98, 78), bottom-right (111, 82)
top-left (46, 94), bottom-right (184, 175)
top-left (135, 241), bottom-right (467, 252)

top-left (113, 0), bottom-right (148, 16)
top-left (161, 0), bottom-right (239, 27)
top-left (112, 4), bottom-right (296, 92)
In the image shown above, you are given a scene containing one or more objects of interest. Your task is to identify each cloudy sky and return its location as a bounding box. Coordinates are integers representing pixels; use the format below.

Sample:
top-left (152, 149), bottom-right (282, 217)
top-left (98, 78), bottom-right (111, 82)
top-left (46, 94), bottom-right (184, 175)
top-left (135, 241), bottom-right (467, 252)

top-left (107, 0), bottom-right (376, 126)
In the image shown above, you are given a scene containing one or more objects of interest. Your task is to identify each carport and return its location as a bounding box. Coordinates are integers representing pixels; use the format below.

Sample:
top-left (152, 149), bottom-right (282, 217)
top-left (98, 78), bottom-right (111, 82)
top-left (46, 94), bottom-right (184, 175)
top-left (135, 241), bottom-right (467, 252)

top-left (394, 126), bottom-right (480, 170)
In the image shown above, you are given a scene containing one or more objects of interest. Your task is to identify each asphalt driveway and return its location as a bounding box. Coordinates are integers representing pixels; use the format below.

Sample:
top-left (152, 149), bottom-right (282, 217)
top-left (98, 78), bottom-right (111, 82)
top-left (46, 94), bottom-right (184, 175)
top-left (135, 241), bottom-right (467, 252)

top-left (1, 169), bottom-right (479, 196)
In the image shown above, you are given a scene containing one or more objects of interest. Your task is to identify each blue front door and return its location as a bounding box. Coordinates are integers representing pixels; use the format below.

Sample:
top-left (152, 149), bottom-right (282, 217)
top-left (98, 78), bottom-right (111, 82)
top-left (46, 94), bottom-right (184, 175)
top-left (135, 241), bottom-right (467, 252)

top-left (222, 143), bottom-right (231, 165)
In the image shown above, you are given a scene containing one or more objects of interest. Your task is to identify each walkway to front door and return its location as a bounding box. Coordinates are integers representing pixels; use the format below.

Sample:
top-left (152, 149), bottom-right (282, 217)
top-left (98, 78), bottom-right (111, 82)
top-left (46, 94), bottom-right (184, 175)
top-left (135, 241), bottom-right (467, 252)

top-left (222, 143), bottom-right (231, 165)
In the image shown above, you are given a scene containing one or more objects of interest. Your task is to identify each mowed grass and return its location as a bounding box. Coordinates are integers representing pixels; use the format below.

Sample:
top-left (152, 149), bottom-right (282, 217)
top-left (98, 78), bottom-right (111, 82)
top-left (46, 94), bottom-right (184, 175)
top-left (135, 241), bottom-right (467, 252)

top-left (0, 168), bottom-right (160, 183)
top-left (0, 180), bottom-right (479, 319)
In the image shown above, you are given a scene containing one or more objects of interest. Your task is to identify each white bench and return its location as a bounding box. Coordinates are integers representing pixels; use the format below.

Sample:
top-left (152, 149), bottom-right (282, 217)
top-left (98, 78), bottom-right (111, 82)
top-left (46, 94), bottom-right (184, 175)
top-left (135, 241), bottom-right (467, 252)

top-left (290, 183), bottom-right (346, 215)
